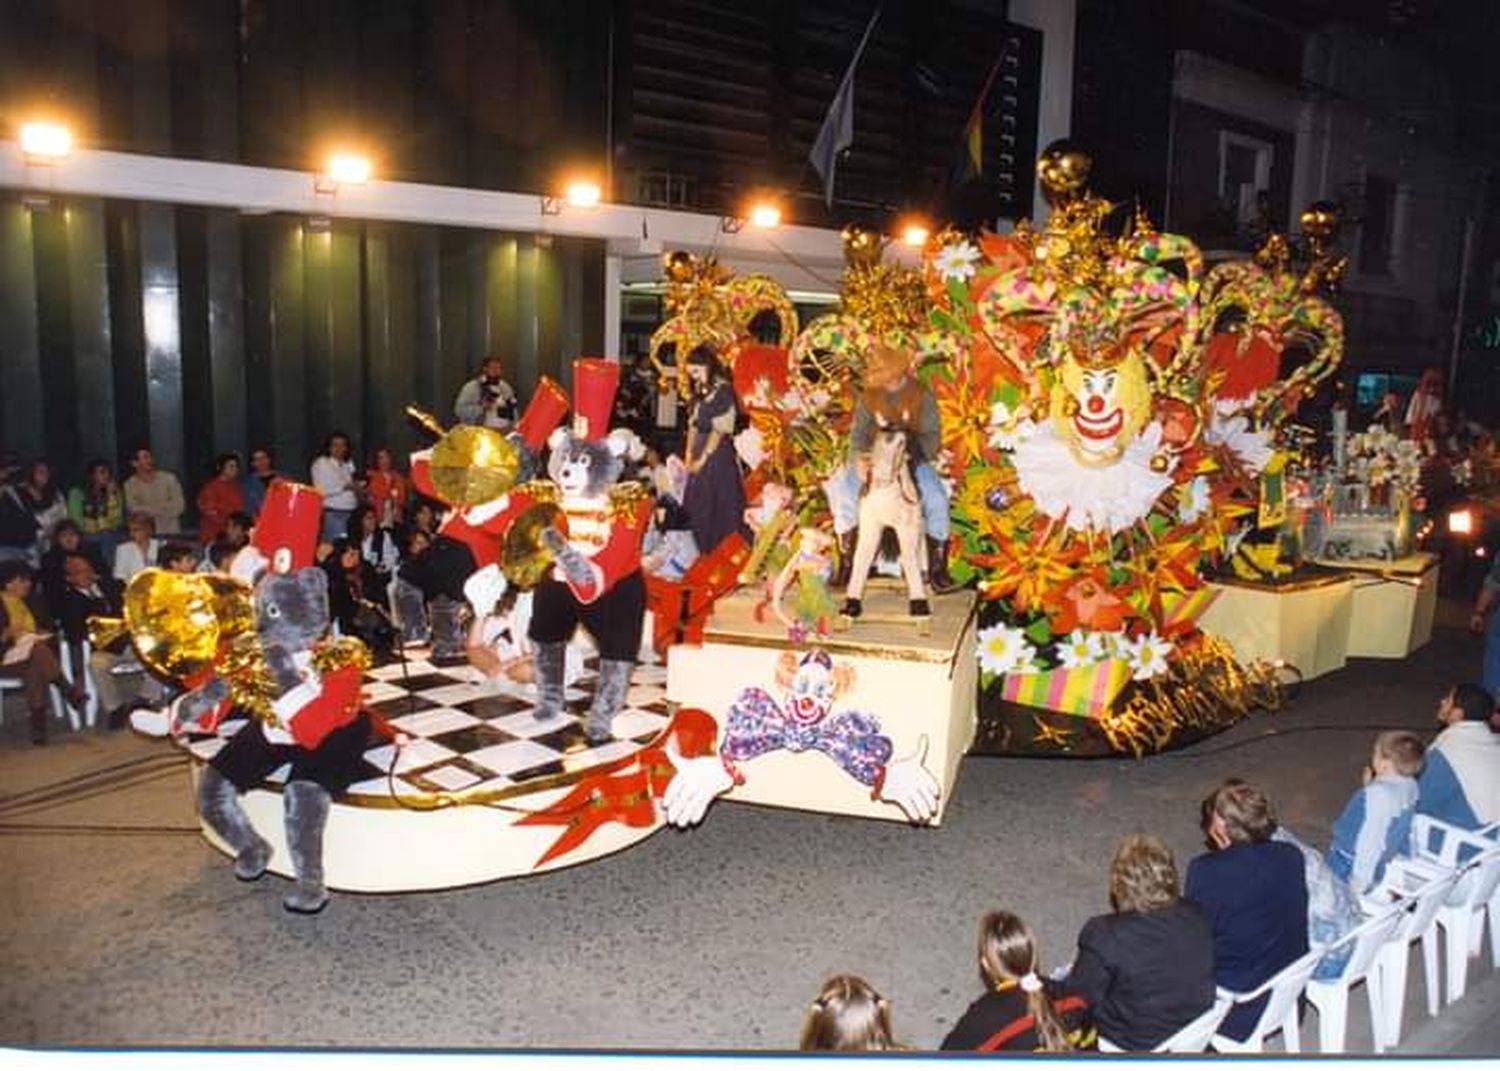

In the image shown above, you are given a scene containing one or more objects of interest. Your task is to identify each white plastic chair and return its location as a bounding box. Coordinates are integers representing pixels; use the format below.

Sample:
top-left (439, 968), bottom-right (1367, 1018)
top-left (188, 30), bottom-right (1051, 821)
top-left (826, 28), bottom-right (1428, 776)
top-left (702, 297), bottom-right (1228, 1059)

top-left (1373, 860), bottom-right (1459, 1046)
top-left (1099, 996), bottom-right (1232, 1053)
top-left (1407, 814), bottom-right (1500, 1005)
top-left (0, 673), bottom-right (67, 729)
top-left (1210, 946), bottom-right (1324, 1053)
top-left (60, 637), bottom-right (99, 729)
top-left (1303, 904), bottom-right (1404, 1052)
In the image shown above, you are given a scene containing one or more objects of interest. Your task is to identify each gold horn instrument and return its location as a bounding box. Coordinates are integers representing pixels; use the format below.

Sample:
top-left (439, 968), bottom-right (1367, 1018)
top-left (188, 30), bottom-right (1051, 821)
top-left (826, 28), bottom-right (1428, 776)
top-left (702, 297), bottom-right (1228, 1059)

top-left (501, 502), bottom-right (565, 589)
top-left (406, 405), bottom-right (520, 507)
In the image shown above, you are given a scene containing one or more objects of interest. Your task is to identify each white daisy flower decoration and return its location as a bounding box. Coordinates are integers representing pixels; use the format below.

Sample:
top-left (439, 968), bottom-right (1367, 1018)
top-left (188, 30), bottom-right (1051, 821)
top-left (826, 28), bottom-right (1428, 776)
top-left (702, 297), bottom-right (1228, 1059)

top-left (977, 623), bottom-right (1038, 676)
top-left (933, 240), bottom-right (982, 282)
top-left (1127, 631), bottom-right (1173, 681)
top-left (1056, 630), bottom-right (1106, 669)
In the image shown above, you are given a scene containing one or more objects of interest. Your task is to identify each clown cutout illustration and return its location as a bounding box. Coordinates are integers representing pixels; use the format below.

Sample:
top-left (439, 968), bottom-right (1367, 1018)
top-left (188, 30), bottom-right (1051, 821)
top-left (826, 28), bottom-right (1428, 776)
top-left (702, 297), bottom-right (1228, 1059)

top-left (659, 649), bottom-right (940, 826)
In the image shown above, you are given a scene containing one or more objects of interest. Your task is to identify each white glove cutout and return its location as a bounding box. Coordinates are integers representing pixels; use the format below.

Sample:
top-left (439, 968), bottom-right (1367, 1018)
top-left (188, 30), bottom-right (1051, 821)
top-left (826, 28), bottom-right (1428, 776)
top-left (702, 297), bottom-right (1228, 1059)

top-left (879, 735), bottom-right (940, 824)
top-left (660, 741), bottom-right (734, 828)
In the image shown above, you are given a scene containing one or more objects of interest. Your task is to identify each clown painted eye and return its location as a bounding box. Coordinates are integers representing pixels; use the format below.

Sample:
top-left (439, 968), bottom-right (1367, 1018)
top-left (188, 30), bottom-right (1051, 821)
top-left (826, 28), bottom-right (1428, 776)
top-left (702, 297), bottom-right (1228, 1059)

top-left (578, 454), bottom-right (591, 468)
top-left (265, 604), bottom-right (281, 619)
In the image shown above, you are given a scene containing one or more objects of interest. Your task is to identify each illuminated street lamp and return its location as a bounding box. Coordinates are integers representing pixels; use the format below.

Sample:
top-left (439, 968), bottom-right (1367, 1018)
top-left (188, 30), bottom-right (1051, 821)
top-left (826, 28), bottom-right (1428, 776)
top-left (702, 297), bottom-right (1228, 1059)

top-left (748, 201), bottom-right (782, 229)
top-left (316, 151), bottom-right (372, 193)
top-left (19, 120), bottom-right (72, 162)
top-left (899, 218), bottom-right (931, 248)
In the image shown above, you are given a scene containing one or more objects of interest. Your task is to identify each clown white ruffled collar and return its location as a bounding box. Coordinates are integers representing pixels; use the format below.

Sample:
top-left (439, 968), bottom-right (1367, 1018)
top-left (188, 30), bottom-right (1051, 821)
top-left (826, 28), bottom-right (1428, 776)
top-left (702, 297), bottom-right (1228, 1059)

top-left (1011, 421), bottom-right (1177, 533)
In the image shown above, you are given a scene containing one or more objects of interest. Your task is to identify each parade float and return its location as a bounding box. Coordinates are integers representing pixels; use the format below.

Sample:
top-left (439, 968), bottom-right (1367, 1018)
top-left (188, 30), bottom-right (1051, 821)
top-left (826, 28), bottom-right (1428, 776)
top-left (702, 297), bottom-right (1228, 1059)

top-left (119, 144), bottom-right (1427, 894)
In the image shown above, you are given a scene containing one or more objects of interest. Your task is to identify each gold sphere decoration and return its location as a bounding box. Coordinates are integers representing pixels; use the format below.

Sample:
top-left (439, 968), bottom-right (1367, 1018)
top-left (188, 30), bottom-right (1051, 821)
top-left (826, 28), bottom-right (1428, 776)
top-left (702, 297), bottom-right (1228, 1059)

top-left (841, 224), bottom-right (884, 268)
top-left (1299, 201), bottom-right (1341, 242)
top-left (663, 249), bottom-right (697, 284)
top-left (1037, 141), bottom-right (1093, 207)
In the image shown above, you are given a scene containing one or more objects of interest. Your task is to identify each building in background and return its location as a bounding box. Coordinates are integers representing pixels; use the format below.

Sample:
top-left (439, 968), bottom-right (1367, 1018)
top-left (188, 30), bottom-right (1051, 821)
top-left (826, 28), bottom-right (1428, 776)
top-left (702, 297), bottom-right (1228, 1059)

top-left (1073, 0), bottom-right (1500, 420)
top-left (0, 0), bottom-right (1058, 484)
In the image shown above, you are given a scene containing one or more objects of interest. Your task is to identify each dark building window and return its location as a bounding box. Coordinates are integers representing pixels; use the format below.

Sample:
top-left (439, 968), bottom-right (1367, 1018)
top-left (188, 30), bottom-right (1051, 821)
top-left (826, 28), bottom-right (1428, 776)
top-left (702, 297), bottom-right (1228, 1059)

top-left (1360, 174), bottom-right (1397, 276)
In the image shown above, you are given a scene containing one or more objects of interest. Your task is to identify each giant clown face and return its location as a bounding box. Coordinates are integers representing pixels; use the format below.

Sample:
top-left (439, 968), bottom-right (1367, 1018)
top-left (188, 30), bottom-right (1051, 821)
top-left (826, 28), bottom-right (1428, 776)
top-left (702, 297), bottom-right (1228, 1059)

top-left (1050, 346), bottom-right (1152, 465)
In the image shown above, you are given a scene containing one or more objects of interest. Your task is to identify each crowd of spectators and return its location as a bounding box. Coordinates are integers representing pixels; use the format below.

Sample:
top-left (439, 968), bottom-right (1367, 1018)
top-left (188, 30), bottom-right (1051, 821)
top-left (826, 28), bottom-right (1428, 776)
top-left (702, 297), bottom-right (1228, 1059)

top-left (0, 435), bottom-right (452, 741)
top-left (802, 700), bottom-right (1500, 1052)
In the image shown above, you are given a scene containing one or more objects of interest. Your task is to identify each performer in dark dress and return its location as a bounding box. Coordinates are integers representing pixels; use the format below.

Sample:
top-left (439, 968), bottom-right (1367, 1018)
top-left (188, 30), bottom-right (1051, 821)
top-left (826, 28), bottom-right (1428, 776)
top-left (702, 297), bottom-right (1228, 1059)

top-left (681, 347), bottom-right (747, 555)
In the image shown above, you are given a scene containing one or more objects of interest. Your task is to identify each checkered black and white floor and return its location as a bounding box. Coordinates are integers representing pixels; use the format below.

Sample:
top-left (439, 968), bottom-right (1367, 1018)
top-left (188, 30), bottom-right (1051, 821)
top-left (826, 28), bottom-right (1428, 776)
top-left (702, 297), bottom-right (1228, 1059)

top-left (181, 654), bottom-right (673, 805)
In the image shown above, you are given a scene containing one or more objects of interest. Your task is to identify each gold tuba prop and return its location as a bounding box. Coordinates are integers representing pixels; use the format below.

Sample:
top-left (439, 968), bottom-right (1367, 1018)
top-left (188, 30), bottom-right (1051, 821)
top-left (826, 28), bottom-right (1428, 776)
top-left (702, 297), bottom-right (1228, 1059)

top-left (500, 501), bottom-right (565, 590)
top-left (406, 405), bottom-right (521, 507)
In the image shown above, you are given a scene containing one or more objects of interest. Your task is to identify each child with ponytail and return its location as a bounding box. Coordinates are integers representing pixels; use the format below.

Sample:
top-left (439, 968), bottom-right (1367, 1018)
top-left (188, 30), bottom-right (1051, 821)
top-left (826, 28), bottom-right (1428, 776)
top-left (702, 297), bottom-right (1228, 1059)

top-left (799, 974), bottom-right (904, 1051)
top-left (942, 910), bottom-right (1097, 1052)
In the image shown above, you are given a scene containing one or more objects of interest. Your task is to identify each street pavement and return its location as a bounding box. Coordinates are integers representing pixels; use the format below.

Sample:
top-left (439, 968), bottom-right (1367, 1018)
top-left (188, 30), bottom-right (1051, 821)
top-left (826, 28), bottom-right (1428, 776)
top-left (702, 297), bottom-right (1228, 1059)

top-left (2, 603), bottom-right (1499, 1054)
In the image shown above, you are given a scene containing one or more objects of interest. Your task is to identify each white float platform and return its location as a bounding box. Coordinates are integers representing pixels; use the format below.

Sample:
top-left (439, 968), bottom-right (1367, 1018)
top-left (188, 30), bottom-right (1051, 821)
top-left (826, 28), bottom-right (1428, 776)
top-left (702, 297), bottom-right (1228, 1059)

top-left (667, 583), bottom-right (979, 824)
top-left (1310, 552), bottom-right (1440, 659)
top-left (1200, 571), bottom-right (1354, 680)
top-left (180, 656), bottom-right (677, 891)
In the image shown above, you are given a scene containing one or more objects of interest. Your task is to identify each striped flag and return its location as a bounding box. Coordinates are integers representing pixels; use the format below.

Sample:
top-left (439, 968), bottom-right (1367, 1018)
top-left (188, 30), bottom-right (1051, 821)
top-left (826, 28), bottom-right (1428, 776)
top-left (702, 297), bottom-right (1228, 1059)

top-left (960, 49), bottom-right (1007, 180)
top-left (808, 4), bottom-right (883, 208)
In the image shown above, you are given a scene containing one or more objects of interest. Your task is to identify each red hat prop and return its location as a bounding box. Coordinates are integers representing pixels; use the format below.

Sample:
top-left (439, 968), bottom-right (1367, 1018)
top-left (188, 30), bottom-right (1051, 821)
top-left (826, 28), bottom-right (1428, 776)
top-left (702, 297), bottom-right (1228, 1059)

top-left (571, 358), bottom-right (621, 441)
top-left (515, 376), bottom-right (570, 451)
top-left (251, 480), bottom-right (322, 573)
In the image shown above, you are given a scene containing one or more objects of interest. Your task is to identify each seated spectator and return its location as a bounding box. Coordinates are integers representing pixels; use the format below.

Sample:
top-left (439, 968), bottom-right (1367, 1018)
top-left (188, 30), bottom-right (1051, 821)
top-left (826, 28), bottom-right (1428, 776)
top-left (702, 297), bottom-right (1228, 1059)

top-left (1187, 779), bottom-right (1309, 1042)
top-left (222, 511), bottom-right (253, 552)
top-left (39, 519), bottom-right (107, 608)
top-left (1272, 824), bottom-right (1364, 982)
top-left (20, 460), bottom-right (68, 553)
top-left (943, 910), bottom-right (1096, 1052)
top-left (67, 458), bottom-right (125, 562)
top-left (403, 497), bottom-right (440, 545)
top-left (113, 513), bottom-right (161, 582)
top-left (1327, 730), bottom-right (1425, 894)
top-left (196, 452), bottom-right (245, 545)
top-left (123, 446), bottom-right (185, 536)
top-left (241, 446), bottom-right (281, 519)
top-left (348, 505), bottom-right (399, 588)
top-left (0, 561), bottom-right (86, 744)
top-left (1417, 682), bottom-right (1500, 831)
top-left (323, 539), bottom-right (395, 656)
top-left (158, 541), bottom-right (200, 574)
top-left (1066, 833), bottom-right (1215, 1050)
top-left (205, 539), bottom-right (239, 573)
top-left (389, 529), bottom-right (433, 647)
top-left (55, 553), bottom-right (154, 728)
top-left (799, 974), bottom-right (903, 1052)
top-left (366, 447), bottom-right (409, 529)
top-left (0, 468), bottom-right (41, 565)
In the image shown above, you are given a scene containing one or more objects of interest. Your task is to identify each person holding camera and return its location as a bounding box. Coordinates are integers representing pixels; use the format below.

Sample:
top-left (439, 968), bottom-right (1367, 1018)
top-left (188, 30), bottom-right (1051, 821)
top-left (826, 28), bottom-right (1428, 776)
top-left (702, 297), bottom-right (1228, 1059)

top-left (454, 355), bottom-right (518, 431)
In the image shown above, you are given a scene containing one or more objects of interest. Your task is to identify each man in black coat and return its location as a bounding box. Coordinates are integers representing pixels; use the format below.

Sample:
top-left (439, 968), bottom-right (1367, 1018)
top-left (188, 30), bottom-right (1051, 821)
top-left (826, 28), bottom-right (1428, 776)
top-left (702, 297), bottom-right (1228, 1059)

top-left (55, 553), bottom-right (155, 728)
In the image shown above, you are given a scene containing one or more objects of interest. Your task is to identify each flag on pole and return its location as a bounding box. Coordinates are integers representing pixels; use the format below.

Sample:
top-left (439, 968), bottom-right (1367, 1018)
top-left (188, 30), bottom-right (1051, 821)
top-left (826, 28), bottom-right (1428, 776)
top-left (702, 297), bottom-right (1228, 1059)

top-left (960, 49), bottom-right (1006, 181)
top-left (809, 4), bottom-right (883, 208)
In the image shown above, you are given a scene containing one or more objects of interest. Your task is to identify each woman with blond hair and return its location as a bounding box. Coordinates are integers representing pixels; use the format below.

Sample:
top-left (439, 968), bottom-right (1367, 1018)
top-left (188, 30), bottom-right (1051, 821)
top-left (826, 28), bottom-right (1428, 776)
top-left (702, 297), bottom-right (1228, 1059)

top-left (799, 974), bottom-right (903, 1052)
top-left (1066, 833), bottom-right (1216, 1051)
top-left (942, 910), bottom-right (1096, 1051)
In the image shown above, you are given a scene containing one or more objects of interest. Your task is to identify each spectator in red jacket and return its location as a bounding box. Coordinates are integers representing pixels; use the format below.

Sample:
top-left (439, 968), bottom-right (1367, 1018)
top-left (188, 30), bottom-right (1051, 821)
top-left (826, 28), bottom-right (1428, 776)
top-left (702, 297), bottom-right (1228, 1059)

top-left (197, 453), bottom-right (246, 545)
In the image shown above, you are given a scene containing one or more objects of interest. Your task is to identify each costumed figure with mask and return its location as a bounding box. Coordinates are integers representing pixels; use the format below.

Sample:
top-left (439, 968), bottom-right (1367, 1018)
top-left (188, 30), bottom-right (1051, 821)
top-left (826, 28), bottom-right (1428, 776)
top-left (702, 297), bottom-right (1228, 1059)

top-left (528, 359), bottom-right (653, 742)
top-left (401, 381), bottom-right (569, 655)
top-left (124, 481), bottom-right (375, 913)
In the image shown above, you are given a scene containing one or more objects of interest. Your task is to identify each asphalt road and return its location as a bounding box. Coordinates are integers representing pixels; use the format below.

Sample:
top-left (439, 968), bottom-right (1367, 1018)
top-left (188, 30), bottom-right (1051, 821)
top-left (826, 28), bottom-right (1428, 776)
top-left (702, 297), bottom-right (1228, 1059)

top-left (2, 605), bottom-right (1498, 1054)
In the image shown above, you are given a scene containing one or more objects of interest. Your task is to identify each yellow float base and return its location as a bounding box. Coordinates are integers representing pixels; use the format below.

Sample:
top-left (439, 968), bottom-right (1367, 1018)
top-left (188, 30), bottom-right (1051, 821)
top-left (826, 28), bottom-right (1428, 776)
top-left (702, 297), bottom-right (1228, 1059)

top-left (1310, 553), bottom-right (1439, 658)
top-left (1201, 571), bottom-right (1354, 680)
top-left (667, 583), bottom-right (978, 824)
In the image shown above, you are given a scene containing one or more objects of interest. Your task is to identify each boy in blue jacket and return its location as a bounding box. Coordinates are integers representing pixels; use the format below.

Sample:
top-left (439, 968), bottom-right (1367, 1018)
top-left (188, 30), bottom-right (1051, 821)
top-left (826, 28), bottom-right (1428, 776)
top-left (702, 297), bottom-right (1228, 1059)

top-left (1326, 731), bottom-right (1425, 894)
